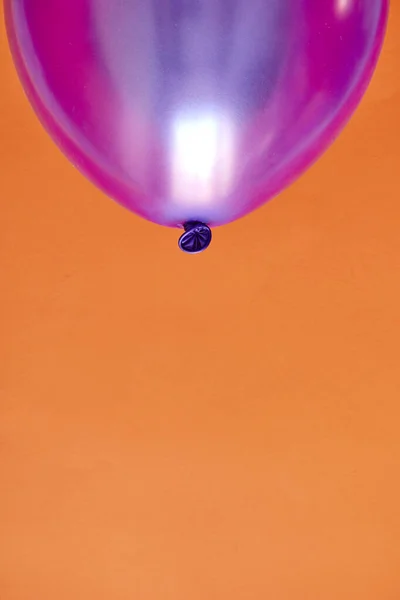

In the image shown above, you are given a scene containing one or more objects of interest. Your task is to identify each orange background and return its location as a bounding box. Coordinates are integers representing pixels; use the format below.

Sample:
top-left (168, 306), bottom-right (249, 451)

top-left (1, 4), bottom-right (400, 600)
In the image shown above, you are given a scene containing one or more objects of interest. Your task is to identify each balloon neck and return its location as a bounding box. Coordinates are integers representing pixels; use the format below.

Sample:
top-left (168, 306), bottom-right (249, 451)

top-left (178, 222), bottom-right (212, 254)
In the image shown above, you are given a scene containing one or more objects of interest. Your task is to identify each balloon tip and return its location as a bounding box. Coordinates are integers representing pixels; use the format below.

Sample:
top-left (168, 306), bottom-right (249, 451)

top-left (178, 222), bottom-right (212, 254)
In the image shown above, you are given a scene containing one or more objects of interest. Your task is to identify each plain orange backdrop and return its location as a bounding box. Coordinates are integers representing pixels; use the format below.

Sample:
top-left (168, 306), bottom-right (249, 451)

top-left (1, 3), bottom-right (400, 600)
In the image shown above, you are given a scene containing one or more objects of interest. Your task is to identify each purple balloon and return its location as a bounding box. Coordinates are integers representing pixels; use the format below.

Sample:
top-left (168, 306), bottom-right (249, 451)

top-left (5, 0), bottom-right (388, 250)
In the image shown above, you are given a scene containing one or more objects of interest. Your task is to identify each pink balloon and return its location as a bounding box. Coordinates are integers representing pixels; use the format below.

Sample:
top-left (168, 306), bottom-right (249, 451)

top-left (5, 0), bottom-right (388, 252)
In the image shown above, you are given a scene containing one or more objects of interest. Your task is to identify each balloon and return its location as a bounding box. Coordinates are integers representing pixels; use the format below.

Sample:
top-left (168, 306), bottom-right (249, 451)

top-left (5, 0), bottom-right (388, 252)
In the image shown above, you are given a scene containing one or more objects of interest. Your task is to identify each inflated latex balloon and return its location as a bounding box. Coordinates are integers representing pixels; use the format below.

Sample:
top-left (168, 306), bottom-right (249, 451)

top-left (5, 0), bottom-right (388, 253)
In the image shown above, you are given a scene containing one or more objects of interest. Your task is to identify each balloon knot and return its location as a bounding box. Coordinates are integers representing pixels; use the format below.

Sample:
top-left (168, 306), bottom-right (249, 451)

top-left (178, 222), bottom-right (212, 254)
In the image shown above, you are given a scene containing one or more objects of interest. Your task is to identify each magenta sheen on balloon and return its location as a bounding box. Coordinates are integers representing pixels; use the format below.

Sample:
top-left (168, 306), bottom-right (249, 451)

top-left (5, 0), bottom-right (388, 252)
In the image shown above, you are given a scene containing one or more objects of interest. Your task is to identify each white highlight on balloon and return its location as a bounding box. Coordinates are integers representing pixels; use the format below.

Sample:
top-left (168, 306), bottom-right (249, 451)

top-left (170, 112), bottom-right (235, 206)
top-left (335, 0), bottom-right (354, 18)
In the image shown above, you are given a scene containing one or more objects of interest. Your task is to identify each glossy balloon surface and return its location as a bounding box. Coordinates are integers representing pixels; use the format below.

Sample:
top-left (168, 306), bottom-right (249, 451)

top-left (5, 0), bottom-right (388, 228)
